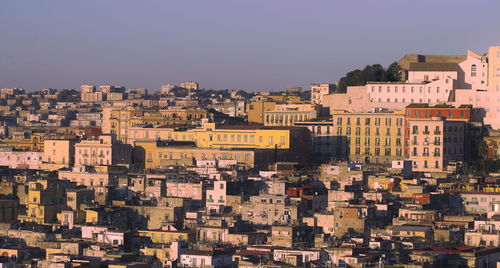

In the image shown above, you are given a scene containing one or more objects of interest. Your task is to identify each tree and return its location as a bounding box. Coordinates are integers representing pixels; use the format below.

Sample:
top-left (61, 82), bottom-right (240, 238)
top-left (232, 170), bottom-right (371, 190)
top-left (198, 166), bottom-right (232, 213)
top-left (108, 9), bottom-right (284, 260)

top-left (336, 62), bottom-right (403, 93)
top-left (387, 62), bottom-right (402, 82)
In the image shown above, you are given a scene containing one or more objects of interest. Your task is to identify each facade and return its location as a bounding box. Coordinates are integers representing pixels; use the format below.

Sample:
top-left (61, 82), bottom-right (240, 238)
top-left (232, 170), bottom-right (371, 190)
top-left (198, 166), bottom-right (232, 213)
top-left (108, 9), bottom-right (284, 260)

top-left (294, 120), bottom-right (335, 163)
top-left (407, 117), bottom-right (465, 172)
top-left (132, 122), bottom-right (310, 166)
top-left (310, 83), bottom-right (336, 105)
top-left (134, 140), bottom-right (256, 169)
top-left (367, 79), bottom-right (454, 109)
top-left (102, 107), bottom-right (209, 143)
top-left (240, 194), bottom-right (301, 225)
top-left (404, 104), bottom-right (471, 159)
top-left (331, 110), bottom-right (405, 164)
top-left (263, 103), bottom-right (318, 127)
top-left (179, 81), bottom-right (199, 90)
top-left (0, 145), bottom-right (42, 170)
top-left (484, 134), bottom-right (500, 159)
top-left (74, 135), bottom-right (132, 167)
top-left (42, 139), bottom-right (75, 170)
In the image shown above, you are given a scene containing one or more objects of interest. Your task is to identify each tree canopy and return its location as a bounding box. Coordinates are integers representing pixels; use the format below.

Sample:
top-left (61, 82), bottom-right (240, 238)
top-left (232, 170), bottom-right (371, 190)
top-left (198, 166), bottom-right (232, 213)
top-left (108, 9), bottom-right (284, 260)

top-left (337, 62), bottom-right (402, 93)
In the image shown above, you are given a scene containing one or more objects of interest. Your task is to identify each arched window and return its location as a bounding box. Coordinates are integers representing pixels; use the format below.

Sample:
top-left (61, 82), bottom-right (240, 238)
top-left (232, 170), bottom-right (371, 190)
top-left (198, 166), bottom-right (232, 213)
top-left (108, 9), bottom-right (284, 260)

top-left (471, 64), bottom-right (477, 77)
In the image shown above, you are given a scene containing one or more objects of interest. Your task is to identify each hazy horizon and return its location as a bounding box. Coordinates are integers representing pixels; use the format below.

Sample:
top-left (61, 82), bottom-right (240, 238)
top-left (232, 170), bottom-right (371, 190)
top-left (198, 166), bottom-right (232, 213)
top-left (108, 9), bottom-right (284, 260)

top-left (1, 0), bottom-right (499, 92)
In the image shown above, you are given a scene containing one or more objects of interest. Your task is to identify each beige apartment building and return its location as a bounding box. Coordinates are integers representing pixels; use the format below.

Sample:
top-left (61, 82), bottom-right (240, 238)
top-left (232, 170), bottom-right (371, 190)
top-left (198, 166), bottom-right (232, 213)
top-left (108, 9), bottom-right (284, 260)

top-left (74, 135), bottom-right (132, 167)
top-left (331, 110), bottom-right (405, 164)
top-left (310, 83), bottom-right (335, 105)
top-left (263, 103), bottom-right (318, 127)
top-left (133, 140), bottom-right (256, 169)
top-left (179, 81), bottom-right (199, 90)
top-left (102, 107), bottom-right (209, 143)
top-left (407, 117), bottom-right (465, 172)
top-left (240, 194), bottom-right (300, 225)
top-left (41, 139), bottom-right (75, 170)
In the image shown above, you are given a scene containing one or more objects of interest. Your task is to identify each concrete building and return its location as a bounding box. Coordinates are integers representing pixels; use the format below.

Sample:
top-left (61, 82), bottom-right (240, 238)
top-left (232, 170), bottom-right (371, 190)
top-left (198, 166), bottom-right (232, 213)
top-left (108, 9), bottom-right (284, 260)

top-left (179, 81), bottom-right (199, 90)
top-left (310, 83), bottom-right (336, 105)
top-left (42, 139), bottom-right (75, 170)
top-left (294, 120), bottom-right (335, 163)
top-left (0, 145), bottom-right (42, 170)
top-left (133, 140), bottom-right (256, 169)
top-left (74, 135), bottom-right (132, 167)
top-left (263, 103), bottom-right (318, 127)
top-left (407, 117), bottom-right (465, 172)
top-left (331, 109), bottom-right (405, 164)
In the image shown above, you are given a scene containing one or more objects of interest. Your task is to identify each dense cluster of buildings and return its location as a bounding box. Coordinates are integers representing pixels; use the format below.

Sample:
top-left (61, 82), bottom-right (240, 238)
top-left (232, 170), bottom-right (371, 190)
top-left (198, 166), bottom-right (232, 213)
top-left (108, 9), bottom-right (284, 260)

top-left (0, 47), bottom-right (500, 267)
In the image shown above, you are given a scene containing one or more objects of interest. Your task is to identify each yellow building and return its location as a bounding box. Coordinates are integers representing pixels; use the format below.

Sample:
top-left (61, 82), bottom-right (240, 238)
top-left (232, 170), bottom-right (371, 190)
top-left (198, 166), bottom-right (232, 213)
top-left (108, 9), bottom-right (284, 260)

top-left (133, 122), bottom-right (311, 168)
top-left (0, 134), bottom-right (44, 151)
top-left (134, 140), bottom-right (255, 169)
top-left (18, 179), bottom-right (67, 224)
top-left (263, 103), bottom-right (319, 126)
top-left (102, 107), bottom-right (209, 143)
top-left (83, 209), bottom-right (98, 224)
top-left (137, 229), bottom-right (192, 244)
top-left (247, 101), bottom-right (276, 124)
top-left (247, 94), bottom-right (304, 124)
top-left (332, 110), bottom-right (405, 164)
top-left (42, 139), bottom-right (75, 170)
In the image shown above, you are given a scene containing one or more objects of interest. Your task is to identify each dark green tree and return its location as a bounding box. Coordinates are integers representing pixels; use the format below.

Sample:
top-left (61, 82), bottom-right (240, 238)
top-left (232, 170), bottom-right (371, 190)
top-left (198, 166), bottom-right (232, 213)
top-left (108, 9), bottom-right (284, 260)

top-left (387, 62), bottom-right (402, 82)
top-left (336, 62), bottom-right (403, 93)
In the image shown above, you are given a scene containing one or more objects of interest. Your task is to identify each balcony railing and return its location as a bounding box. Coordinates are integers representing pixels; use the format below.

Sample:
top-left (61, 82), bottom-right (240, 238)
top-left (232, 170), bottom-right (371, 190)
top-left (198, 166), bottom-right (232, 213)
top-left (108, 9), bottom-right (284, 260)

top-left (423, 131), bottom-right (430, 135)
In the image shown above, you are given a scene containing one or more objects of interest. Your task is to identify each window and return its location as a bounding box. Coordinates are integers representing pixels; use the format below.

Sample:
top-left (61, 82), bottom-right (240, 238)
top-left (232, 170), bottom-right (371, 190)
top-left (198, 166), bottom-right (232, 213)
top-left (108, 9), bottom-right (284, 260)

top-left (471, 64), bottom-right (477, 77)
top-left (412, 126), bottom-right (418, 134)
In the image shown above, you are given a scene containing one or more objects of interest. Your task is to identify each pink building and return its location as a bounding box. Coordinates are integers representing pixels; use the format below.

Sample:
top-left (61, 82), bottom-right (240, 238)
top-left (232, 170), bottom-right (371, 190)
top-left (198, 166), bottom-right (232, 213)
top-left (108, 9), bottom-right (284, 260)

top-left (0, 145), bottom-right (42, 170)
top-left (367, 79), bottom-right (454, 109)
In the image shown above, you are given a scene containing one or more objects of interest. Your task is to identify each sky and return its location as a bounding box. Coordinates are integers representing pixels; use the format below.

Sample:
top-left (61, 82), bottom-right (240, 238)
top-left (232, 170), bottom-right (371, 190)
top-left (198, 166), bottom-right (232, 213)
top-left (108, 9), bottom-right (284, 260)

top-left (1, 0), bottom-right (500, 92)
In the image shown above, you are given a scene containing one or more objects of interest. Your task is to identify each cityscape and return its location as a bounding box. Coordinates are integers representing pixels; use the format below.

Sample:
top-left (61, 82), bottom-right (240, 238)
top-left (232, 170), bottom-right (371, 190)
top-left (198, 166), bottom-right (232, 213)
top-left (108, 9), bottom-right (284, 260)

top-left (2, 1), bottom-right (500, 268)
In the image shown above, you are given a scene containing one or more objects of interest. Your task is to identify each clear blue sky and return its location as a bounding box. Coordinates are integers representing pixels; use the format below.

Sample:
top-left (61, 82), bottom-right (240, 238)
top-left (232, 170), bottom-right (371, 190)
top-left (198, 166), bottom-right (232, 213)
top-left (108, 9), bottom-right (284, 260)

top-left (1, 0), bottom-right (499, 92)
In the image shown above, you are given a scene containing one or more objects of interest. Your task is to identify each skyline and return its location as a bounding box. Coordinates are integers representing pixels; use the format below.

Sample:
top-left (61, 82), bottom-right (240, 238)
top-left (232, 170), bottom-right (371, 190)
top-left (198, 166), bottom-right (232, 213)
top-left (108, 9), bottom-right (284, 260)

top-left (1, 0), bottom-right (500, 92)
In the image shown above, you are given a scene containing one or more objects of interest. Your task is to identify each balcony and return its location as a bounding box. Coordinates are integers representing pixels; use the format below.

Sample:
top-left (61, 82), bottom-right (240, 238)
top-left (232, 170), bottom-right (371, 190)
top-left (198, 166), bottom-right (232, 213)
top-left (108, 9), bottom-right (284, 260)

top-left (423, 131), bottom-right (430, 135)
top-left (434, 142), bottom-right (441, 145)
top-left (434, 131), bottom-right (442, 135)
top-left (412, 141), bottom-right (418, 145)
top-left (412, 131), bottom-right (419, 134)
